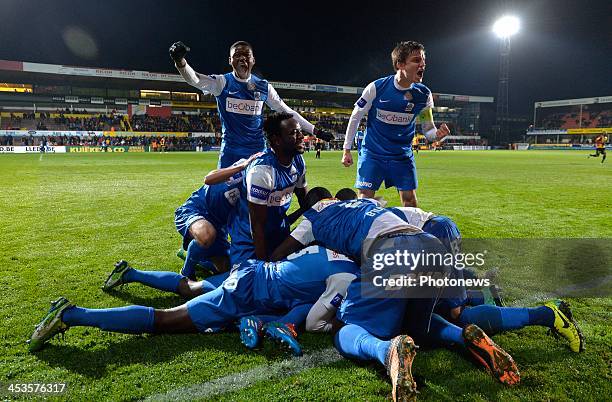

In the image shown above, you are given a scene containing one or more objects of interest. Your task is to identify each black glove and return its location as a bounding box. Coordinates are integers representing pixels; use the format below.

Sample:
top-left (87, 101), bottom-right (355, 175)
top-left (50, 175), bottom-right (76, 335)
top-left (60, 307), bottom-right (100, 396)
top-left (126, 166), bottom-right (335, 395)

top-left (313, 127), bottom-right (334, 142)
top-left (169, 41), bottom-right (190, 63)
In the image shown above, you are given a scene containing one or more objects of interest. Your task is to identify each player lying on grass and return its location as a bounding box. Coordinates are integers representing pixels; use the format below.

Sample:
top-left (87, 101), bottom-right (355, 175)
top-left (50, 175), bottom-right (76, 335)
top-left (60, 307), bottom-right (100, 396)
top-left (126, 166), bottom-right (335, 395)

top-left (332, 233), bottom-right (520, 402)
top-left (28, 245), bottom-right (358, 357)
top-left (174, 152), bottom-right (262, 280)
top-left (384, 204), bottom-right (585, 353)
top-left (267, 189), bottom-right (583, 394)
top-left (266, 191), bottom-right (516, 394)
top-left (284, 189), bottom-right (584, 353)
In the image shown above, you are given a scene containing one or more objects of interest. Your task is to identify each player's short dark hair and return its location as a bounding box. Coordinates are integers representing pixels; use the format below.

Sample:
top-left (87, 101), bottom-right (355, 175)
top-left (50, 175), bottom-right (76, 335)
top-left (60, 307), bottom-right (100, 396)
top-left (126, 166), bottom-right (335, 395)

top-left (304, 187), bottom-right (332, 209)
top-left (335, 188), bottom-right (357, 201)
top-left (230, 41), bottom-right (253, 52)
top-left (391, 41), bottom-right (425, 70)
top-left (263, 112), bottom-right (293, 142)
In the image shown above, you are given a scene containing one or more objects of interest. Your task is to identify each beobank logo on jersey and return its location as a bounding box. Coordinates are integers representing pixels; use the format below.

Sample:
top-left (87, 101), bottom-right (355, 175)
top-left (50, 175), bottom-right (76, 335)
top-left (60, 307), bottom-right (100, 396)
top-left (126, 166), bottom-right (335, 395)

top-left (267, 186), bottom-right (295, 207)
top-left (225, 98), bottom-right (264, 116)
top-left (376, 109), bottom-right (413, 125)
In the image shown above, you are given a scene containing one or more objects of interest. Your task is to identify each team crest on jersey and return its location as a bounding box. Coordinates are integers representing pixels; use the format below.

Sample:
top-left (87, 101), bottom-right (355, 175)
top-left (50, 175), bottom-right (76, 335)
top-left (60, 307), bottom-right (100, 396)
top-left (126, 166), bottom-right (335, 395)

top-left (247, 81), bottom-right (256, 91)
top-left (404, 91), bottom-right (413, 101)
top-left (253, 91), bottom-right (261, 101)
top-left (405, 102), bottom-right (414, 112)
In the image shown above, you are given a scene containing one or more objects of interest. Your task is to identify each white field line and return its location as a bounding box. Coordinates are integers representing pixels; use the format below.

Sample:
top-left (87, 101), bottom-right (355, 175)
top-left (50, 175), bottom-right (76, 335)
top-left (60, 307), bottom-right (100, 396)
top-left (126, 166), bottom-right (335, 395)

top-left (145, 347), bottom-right (341, 401)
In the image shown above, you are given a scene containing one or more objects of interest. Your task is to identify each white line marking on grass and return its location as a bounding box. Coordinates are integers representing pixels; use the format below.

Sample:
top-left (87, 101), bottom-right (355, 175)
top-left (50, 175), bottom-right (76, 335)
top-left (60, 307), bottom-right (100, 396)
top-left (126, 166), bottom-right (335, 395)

top-left (145, 347), bottom-right (342, 401)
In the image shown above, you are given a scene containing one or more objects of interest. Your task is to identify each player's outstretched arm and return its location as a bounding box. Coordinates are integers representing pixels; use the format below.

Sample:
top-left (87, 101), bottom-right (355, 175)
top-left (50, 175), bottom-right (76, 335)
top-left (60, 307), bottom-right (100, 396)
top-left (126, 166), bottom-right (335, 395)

top-left (169, 41), bottom-right (190, 68)
top-left (286, 207), bottom-right (306, 226)
top-left (170, 41), bottom-right (224, 96)
top-left (306, 271), bottom-right (357, 333)
top-left (270, 236), bottom-right (303, 261)
top-left (204, 152), bottom-right (263, 185)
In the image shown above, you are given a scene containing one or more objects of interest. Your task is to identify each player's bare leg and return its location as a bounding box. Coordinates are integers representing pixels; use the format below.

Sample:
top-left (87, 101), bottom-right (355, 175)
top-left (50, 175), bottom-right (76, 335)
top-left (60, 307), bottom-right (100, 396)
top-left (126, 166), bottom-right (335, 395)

top-left (176, 278), bottom-right (205, 299)
top-left (358, 188), bottom-right (376, 199)
top-left (154, 305), bottom-right (199, 333)
top-left (399, 190), bottom-right (417, 207)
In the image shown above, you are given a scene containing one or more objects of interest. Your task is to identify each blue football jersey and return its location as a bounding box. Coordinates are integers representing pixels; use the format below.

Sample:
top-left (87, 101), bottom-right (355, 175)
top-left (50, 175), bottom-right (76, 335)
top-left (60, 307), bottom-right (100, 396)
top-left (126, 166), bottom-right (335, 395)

top-left (254, 245), bottom-right (359, 310)
top-left (216, 73), bottom-right (269, 155)
top-left (362, 76), bottom-right (432, 158)
top-left (293, 198), bottom-right (410, 260)
top-left (229, 149), bottom-right (307, 265)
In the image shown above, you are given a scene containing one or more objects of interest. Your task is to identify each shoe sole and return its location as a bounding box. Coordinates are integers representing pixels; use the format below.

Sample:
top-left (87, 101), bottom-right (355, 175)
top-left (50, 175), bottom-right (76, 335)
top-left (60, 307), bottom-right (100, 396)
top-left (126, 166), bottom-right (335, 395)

top-left (265, 330), bottom-right (302, 357)
top-left (393, 336), bottom-right (418, 402)
top-left (464, 325), bottom-right (520, 386)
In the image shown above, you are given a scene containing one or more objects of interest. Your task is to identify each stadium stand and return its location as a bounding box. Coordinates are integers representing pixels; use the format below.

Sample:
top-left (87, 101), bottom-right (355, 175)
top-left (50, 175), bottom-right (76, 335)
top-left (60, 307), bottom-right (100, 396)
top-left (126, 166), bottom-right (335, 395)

top-left (0, 59), bottom-right (495, 151)
top-left (526, 96), bottom-right (612, 148)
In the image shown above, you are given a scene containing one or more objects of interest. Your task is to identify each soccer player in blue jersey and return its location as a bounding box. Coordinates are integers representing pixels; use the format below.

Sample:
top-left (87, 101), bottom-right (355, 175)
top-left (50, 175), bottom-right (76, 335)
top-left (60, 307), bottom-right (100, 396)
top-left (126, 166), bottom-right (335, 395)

top-left (28, 246), bottom-right (359, 357)
top-left (174, 153), bottom-right (262, 280)
top-left (270, 196), bottom-right (419, 263)
top-left (169, 41), bottom-right (333, 168)
top-left (229, 113), bottom-right (310, 265)
top-left (341, 41), bottom-right (450, 207)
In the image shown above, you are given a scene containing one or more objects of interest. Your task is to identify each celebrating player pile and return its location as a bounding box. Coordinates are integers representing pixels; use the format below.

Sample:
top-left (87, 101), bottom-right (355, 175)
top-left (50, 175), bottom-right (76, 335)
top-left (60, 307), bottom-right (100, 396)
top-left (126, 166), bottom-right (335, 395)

top-left (28, 41), bottom-right (585, 402)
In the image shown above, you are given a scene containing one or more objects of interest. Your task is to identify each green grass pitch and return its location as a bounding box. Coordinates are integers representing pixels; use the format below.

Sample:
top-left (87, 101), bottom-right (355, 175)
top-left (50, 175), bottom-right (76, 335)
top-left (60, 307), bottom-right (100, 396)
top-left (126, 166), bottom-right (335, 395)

top-left (1, 150), bottom-right (610, 400)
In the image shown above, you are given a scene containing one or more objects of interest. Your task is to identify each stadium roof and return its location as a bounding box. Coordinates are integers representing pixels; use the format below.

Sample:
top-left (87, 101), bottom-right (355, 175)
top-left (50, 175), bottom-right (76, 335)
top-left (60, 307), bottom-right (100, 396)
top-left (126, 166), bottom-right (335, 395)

top-left (0, 59), bottom-right (493, 104)
top-left (535, 96), bottom-right (612, 108)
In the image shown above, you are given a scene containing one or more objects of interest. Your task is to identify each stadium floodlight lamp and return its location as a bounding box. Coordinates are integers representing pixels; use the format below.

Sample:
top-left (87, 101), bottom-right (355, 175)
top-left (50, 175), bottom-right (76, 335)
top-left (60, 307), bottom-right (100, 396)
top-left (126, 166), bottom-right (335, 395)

top-left (492, 16), bottom-right (520, 38)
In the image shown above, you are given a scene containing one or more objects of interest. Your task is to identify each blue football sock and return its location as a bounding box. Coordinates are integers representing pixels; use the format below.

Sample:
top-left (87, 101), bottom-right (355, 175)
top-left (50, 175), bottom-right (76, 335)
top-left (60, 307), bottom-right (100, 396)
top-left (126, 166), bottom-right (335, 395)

top-left (428, 313), bottom-right (465, 347)
top-left (278, 304), bottom-right (313, 326)
top-left (123, 268), bottom-right (184, 294)
top-left (334, 324), bottom-right (389, 366)
top-left (527, 306), bottom-right (555, 327)
top-left (182, 240), bottom-right (218, 279)
top-left (62, 305), bottom-right (155, 334)
top-left (254, 314), bottom-right (284, 323)
top-left (458, 305), bottom-right (555, 333)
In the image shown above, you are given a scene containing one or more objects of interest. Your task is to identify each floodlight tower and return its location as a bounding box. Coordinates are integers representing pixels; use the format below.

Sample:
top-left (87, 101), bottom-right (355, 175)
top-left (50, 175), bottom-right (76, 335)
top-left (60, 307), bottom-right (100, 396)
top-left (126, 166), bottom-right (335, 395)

top-left (493, 16), bottom-right (519, 144)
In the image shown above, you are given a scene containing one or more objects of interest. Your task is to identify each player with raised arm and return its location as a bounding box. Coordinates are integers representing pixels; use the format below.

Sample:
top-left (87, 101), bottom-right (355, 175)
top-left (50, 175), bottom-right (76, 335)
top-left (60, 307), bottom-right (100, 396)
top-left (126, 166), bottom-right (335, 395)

top-left (169, 41), bottom-right (333, 168)
top-left (341, 41), bottom-right (450, 207)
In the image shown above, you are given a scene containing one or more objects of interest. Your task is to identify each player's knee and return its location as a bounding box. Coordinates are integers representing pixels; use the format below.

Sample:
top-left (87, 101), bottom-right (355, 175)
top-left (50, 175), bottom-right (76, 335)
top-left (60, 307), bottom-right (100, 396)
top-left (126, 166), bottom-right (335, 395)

top-left (190, 220), bottom-right (217, 248)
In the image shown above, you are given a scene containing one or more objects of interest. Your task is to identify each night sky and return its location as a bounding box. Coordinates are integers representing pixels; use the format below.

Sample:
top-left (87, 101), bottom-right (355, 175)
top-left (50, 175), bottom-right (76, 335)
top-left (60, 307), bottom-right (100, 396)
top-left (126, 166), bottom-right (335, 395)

top-left (0, 0), bottom-right (610, 114)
